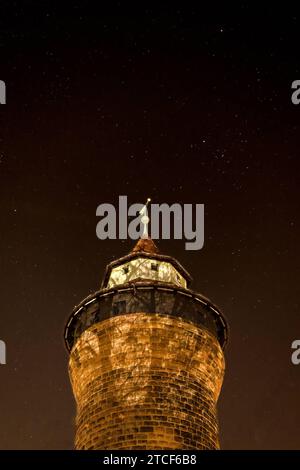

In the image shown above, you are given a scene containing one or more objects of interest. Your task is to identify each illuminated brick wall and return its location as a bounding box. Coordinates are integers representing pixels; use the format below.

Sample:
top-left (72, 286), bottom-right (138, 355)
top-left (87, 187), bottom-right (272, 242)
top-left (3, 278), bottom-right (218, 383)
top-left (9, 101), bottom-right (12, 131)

top-left (69, 313), bottom-right (225, 450)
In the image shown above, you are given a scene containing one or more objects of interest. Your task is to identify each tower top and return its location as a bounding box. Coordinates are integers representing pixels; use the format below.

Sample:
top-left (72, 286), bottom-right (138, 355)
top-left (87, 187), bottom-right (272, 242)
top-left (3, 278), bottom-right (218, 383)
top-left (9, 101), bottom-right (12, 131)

top-left (64, 236), bottom-right (229, 352)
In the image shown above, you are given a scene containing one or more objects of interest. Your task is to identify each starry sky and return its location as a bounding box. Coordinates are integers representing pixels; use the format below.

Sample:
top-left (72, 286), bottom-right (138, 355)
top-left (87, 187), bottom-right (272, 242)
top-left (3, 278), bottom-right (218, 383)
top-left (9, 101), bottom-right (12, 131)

top-left (0, 3), bottom-right (300, 449)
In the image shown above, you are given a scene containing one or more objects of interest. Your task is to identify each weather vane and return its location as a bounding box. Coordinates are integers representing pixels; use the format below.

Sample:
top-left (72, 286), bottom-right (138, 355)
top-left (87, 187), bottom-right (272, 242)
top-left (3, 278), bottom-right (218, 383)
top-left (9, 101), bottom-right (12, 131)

top-left (139, 198), bottom-right (151, 239)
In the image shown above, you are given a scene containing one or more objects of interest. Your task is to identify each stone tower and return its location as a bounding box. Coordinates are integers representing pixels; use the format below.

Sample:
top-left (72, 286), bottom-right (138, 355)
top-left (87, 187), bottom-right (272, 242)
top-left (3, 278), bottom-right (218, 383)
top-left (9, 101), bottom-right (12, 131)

top-left (64, 238), bottom-right (228, 450)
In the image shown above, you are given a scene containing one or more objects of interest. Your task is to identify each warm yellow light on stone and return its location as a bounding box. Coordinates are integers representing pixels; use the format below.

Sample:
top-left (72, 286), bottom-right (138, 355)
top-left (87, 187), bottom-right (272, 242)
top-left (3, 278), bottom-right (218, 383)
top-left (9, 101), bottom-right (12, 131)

top-left (69, 313), bottom-right (225, 450)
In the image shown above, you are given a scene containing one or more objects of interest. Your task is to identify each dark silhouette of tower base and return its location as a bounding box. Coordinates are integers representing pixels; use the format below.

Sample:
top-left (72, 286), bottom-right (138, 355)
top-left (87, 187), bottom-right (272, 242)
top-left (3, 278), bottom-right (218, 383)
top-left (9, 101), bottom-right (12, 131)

top-left (64, 239), bottom-right (228, 449)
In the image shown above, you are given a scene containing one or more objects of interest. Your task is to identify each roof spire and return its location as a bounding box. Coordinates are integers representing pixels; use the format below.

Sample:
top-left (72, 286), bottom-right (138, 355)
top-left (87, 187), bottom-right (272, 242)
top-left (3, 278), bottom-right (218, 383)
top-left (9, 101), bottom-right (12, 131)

top-left (131, 198), bottom-right (159, 253)
top-left (131, 237), bottom-right (159, 254)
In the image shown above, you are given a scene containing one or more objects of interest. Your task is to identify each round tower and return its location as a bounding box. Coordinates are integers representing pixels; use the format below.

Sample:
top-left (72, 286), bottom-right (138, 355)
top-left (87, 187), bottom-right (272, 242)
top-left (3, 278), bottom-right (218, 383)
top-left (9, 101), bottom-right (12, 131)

top-left (64, 239), bottom-right (228, 450)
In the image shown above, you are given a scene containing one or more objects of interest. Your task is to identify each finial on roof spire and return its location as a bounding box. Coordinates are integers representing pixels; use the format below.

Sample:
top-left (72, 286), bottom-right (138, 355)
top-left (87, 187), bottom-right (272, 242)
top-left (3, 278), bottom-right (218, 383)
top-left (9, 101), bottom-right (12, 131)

top-left (139, 198), bottom-right (151, 239)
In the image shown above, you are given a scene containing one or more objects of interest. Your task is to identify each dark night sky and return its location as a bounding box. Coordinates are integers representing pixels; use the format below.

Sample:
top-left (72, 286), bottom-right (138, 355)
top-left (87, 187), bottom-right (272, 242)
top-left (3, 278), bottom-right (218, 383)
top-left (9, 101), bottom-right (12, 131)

top-left (0, 3), bottom-right (300, 449)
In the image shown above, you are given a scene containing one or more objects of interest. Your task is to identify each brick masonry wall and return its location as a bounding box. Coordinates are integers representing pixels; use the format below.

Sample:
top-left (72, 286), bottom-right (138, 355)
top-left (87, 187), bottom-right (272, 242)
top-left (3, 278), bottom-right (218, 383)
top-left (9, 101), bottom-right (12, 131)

top-left (69, 313), bottom-right (225, 450)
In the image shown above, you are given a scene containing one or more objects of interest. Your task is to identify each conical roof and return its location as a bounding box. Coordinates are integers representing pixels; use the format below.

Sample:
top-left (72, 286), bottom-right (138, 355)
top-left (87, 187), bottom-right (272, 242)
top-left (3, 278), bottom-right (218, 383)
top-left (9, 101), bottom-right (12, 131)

top-left (131, 237), bottom-right (159, 254)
